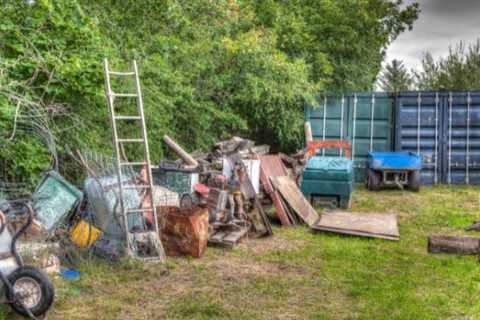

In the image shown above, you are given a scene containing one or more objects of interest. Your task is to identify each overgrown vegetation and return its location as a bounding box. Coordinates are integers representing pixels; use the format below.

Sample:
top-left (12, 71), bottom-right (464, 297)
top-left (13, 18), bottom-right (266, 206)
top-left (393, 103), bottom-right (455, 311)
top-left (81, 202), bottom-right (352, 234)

top-left (2, 186), bottom-right (479, 320)
top-left (0, 0), bottom-right (418, 186)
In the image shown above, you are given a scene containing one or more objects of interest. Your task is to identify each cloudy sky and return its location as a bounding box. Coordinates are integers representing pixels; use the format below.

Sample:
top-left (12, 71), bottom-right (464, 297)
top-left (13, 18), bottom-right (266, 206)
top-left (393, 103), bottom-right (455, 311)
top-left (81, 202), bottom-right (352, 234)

top-left (385, 0), bottom-right (480, 71)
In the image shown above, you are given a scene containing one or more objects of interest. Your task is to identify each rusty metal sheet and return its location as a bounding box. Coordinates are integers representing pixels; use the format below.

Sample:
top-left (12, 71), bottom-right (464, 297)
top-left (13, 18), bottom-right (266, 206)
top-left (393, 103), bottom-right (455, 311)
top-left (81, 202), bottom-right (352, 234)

top-left (270, 176), bottom-right (320, 227)
top-left (311, 211), bottom-right (399, 241)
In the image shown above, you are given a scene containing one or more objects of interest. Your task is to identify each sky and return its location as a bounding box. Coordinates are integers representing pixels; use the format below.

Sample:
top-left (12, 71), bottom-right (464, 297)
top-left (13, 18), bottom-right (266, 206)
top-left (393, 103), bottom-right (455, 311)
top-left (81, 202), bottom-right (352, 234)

top-left (385, 0), bottom-right (480, 71)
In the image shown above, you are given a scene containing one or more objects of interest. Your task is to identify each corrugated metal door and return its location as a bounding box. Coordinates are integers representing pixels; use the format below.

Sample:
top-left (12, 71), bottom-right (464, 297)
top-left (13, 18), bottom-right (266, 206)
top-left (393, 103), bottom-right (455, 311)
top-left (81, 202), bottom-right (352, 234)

top-left (396, 91), bottom-right (480, 185)
top-left (444, 92), bottom-right (480, 184)
top-left (347, 93), bottom-right (394, 182)
top-left (395, 92), bottom-right (442, 185)
top-left (305, 93), bottom-right (395, 182)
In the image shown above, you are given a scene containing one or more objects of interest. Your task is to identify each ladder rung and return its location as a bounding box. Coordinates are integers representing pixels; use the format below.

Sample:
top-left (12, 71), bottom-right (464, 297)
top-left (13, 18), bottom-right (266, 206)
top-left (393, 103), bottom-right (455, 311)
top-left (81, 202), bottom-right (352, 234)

top-left (109, 71), bottom-right (135, 76)
top-left (127, 208), bottom-right (152, 214)
top-left (118, 138), bottom-right (144, 143)
top-left (114, 116), bottom-right (142, 120)
top-left (120, 161), bottom-right (147, 166)
top-left (123, 185), bottom-right (151, 190)
top-left (112, 93), bottom-right (138, 98)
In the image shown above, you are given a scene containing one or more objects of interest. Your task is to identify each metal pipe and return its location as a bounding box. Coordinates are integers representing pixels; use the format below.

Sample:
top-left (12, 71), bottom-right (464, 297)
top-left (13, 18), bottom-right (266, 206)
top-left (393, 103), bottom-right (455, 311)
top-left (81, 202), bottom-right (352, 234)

top-left (369, 93), bottom-right (375, 152)
top-left (340, 95), bottom-right (345, 156)
top-left (163, 134), bottom-right (199, 167)
top-left (304, 121), bottom-right (313, 145)
top-left (448, 92), bottom-right (453, 184)
top-left (352, 94), bottom-right (358, 162)
top-left (322, 96), bottom-right (327, 156)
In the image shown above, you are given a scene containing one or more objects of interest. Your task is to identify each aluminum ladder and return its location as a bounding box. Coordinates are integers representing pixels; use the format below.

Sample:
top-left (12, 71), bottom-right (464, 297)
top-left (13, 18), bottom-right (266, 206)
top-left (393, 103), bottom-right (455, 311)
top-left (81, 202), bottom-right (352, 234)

top-left (103, 59), bottom-right (165, 262)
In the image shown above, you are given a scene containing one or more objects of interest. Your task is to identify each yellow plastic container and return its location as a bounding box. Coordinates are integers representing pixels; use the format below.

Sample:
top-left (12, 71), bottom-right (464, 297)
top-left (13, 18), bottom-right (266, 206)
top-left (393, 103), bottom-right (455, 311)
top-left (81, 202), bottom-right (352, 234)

top-left (70, 220), bottom-right (101, 248)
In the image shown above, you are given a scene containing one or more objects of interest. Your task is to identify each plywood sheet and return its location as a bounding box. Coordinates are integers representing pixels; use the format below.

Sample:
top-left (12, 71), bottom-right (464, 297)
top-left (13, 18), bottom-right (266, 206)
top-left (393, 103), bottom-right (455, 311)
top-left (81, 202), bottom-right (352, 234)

top-left (311, 211), bottom-right (399, 241)
top-left (271, 176), bottom-right (319, 227)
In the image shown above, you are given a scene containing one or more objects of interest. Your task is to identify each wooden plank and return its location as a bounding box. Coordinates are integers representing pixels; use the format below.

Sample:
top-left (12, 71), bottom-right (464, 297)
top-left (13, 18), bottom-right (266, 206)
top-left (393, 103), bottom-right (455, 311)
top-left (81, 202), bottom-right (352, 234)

top-left (428, 236), bottom-right (480, 255)
top-left (223, 227), bottom-right (249, 244)
top-left (209, 231), bottom-right (227, 244)
top-left (311, 211), bottom-right (399, 241)
top-left (259, 159), bottom-right (290, 226)
top-left (270, 176), bottom-right (319, 227)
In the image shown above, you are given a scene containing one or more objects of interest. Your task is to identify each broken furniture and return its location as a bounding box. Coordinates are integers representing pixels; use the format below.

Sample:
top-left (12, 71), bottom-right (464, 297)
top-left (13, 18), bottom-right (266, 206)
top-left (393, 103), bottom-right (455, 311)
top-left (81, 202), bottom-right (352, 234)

top-left (428, 236), bottom-right (480, 255)
top-left (0, 200), bottom-right (54, 318)
top-left (311, 211), bottom-right (399, 241)
top-left (104, 59), bottom-right (165, 262)
top-left (208, 225), bottom-right (250, 249)
top-left (300, 140), bottom-right (353, 209)
top-left (158, 206), bottom-right (208, 258)
top-left (366, 151), bottom-right (422, 191)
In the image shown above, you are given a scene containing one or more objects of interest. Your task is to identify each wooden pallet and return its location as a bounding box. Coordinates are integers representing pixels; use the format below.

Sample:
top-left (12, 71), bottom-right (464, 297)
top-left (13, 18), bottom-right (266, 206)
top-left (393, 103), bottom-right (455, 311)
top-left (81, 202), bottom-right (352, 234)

top-left (208, 226), bottom-right (249, 249)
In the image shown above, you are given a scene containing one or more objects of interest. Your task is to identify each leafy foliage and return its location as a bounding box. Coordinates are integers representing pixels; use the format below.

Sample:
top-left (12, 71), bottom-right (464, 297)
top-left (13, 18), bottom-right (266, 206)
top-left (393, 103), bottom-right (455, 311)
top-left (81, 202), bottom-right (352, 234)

top-left (0, 0), bottom-right (418, 187)
top-left (415, 40), bottom-right (480, 90)
top-left (378, 59), bottom-right (413, 92)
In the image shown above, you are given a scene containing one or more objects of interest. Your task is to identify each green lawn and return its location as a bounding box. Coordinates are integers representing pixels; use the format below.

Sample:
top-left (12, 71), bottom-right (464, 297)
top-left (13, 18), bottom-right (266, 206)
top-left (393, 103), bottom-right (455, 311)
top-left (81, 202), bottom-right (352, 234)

top-left (2, 186), bottom-right (480, 319)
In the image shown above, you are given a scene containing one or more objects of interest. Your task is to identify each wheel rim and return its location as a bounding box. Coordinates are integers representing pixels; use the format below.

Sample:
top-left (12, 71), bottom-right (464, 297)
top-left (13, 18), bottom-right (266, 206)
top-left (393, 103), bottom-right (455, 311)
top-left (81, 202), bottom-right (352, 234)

top-left (13, 276), bottom-right (42, 309)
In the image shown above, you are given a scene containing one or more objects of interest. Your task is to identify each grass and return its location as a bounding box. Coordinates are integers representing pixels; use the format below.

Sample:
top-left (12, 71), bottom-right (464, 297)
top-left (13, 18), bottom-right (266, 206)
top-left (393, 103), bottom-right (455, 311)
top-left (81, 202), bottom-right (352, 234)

top-left (1, 186), bottom-right (480, 319)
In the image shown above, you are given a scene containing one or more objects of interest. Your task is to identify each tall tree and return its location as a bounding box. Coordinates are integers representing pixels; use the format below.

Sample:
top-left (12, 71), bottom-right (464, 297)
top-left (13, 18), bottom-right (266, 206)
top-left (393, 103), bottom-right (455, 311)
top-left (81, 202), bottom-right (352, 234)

top-left (414, 40), bottom-right (480, 90)
top-left (378, 59), bottom-right (413, 92)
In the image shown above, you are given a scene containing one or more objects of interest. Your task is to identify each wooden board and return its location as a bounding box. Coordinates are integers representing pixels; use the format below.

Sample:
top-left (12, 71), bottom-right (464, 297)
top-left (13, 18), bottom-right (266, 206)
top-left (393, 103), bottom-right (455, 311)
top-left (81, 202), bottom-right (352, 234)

top-left (270, 176), bottom-right (319, 227)
top-left (428, 236), bottom-right (480, 255)
top-left (311, 211), bottom-right (399, 241)
top-left (208, 226), bottom-right (249, 248)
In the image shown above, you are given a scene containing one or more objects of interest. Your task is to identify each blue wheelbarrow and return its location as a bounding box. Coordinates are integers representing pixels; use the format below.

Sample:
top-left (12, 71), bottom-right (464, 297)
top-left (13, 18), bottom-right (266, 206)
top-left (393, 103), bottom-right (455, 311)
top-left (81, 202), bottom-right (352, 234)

top-left (366, 152), bottom-right (422, 191)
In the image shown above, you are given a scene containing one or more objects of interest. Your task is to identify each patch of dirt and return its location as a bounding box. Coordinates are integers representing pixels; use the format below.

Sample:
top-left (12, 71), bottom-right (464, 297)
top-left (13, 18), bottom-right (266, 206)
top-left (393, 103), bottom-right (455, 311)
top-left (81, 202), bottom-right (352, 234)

top-left (237, 236), bottom-right (308, 255)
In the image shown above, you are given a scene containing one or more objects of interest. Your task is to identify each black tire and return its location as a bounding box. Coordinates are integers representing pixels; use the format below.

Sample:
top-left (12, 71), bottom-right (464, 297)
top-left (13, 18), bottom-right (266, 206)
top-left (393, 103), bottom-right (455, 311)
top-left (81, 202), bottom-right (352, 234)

top-left (7, 266), bottom-right (55, 317)
top-left (367, 169), bottom-right (381, 191)
top-left (408, 170), bottom-right (421, 192)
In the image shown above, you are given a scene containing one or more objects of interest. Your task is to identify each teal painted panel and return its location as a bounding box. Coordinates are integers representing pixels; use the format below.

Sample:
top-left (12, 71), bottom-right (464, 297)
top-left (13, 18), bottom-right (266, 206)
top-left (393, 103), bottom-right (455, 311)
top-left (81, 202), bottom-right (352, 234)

top-left (305, 93), bottom-right (395, 182)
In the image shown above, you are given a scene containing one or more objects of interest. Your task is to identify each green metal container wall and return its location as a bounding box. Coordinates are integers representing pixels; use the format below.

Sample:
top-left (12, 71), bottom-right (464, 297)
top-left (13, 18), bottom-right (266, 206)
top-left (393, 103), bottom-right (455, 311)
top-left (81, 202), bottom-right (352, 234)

top-left (305, 93), bottom-right (395, 182)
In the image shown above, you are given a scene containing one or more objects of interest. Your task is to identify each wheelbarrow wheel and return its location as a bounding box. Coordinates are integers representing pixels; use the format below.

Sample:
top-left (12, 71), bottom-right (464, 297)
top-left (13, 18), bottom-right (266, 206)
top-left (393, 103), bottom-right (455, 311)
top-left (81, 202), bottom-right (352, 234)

top-left (7, 266), bottom-right (55, 318)
top-left (367, 169), bottom-right (381, 191)
top-left (408, 170), bottom-right (421, 192)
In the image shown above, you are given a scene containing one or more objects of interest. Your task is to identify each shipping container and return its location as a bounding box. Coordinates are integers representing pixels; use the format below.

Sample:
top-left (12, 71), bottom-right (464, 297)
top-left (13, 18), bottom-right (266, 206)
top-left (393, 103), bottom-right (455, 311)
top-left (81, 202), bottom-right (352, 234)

top-left (395, 92), bottom-right (480, 185)
top-left (305, 93), bottom-right (395, 182)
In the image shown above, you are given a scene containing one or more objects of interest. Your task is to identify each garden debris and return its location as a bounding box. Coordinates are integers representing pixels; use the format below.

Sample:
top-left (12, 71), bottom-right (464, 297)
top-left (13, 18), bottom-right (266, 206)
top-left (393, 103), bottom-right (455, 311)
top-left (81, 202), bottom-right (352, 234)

top-left (270, 176), bottom-right (319, 226)
top-left (208, 225), bottom-right (250, 249)
top-left (428, 236), bottom-right (480, 255)
top-left (32, 170), bottom-right (82, 234)
top-left (464, 220), bottom-right (480, 232)
top-left (162, 135), bottom-right (199, 169)
top-left (259, 155), bottom-right (291, 226)
top-left (41, 255), bottom-right (61, 274)
top-left (157, 206), bottom-right (208, 258)
top-left (311, 211), bottom-right (399, 241)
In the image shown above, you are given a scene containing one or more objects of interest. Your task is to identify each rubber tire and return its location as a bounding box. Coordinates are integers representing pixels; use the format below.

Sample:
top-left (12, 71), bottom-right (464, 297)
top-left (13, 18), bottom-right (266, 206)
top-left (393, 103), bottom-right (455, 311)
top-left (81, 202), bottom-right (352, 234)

top-left (7, 266), bottom-right (55, 318)
top-left (367, 169), bottom-right (381, 191)
top-left (408, 170), bottom-right (421, 192)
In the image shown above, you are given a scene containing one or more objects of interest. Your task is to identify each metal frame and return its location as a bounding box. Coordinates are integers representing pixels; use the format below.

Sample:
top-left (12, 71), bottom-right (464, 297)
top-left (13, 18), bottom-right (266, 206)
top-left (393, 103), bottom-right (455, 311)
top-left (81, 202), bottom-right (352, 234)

top-left (369, 93), bottom-right (375, 152)
top-left (340, 95), bottom-right (345, 156)
top-left (417, 92), bottom-right (422, 155)
top-left (322, 96), bottom-right (327, 156)
top-left (351, 94), bottom-right (358, 161)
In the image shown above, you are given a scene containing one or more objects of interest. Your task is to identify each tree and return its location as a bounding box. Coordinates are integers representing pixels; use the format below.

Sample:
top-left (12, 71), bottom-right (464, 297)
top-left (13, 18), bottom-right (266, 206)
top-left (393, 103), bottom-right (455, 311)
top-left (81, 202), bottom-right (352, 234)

top-left (378, 59), bottom-right (413, 92)
top-left (246, 0), bottom-right (420, 92)
top-left (414, 40), bottom-right (480, 90)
